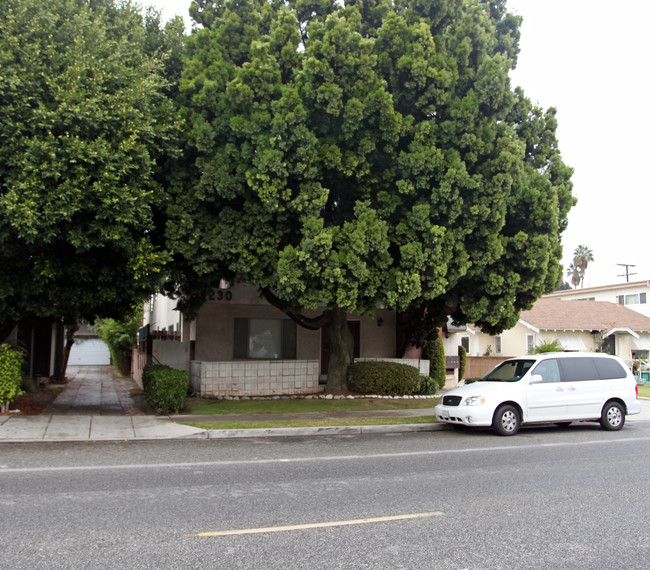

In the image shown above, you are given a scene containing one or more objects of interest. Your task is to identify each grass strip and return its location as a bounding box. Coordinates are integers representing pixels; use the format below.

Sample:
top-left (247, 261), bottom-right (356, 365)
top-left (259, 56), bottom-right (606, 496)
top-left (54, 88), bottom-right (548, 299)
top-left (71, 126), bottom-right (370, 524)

top-left (181, 415), bottom-right (437, 430)
top-left (184, 396), bottom-right (439, 415)
top-left (638, 385), bottom-right (650, 398)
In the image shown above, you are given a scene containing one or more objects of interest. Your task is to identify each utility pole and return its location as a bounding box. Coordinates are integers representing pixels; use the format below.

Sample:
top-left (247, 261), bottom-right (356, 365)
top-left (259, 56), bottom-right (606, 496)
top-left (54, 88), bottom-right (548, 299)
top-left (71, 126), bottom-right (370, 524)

top-left (617, 263), bottom-right (637, 283)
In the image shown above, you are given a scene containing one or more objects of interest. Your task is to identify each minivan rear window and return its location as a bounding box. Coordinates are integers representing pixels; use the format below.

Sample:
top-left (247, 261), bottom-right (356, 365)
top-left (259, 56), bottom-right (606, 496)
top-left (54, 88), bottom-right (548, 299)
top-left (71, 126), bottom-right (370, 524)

top-left (593, 357), bottom-right (627, 379)
top-left (558, 357), bottom-right (599, 382)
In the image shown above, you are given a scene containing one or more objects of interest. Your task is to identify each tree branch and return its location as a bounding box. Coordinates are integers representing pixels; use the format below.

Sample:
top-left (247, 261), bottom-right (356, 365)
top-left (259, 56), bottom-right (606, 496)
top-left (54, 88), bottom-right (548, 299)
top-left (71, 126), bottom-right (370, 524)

top-left (260, 288), bottom-right (332, 331)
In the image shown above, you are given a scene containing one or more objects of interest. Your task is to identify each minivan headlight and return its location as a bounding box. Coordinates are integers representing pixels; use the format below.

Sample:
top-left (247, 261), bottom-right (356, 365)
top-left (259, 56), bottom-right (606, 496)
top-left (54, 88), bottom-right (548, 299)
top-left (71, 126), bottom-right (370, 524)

top-left (464, 396), bottom-right (486, 406)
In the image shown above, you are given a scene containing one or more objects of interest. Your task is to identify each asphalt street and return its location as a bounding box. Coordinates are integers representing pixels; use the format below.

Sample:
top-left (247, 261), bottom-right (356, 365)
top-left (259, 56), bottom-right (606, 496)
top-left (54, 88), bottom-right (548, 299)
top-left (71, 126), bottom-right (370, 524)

top-left (2, 423), bottom-right (649, 569)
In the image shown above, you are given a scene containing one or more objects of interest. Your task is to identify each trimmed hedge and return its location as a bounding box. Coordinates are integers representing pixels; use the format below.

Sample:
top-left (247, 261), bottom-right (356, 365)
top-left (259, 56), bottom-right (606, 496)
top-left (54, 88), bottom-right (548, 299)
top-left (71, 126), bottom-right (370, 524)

top-left (423, 337), bottom-right (446, 390)
top-left (347, 361), bottom-right (420, 395)
top-left (0, 344), bottom-right (24, 413)
top-left (458, 344), bottom-right (467, 381)
top-left (142, 364), bottom-right (188, 414)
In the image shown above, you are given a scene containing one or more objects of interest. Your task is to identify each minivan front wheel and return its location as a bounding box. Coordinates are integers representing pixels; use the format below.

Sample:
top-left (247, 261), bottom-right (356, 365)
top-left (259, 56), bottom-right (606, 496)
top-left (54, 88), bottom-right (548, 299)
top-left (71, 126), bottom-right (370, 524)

top-left (600, 401), bottom-right (625, 431)
top-left (492, 405), bottom-right (520, 436)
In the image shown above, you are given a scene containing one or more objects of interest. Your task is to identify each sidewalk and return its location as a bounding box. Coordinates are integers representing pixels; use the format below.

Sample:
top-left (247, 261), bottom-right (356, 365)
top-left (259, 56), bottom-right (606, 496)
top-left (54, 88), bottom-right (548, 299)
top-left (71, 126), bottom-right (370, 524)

top-left (0, 366), bottom-right (438, 442)
top-left (1, 366), bottom-right (649, 443)
top-left (0, 366), bottom-right (206, 442)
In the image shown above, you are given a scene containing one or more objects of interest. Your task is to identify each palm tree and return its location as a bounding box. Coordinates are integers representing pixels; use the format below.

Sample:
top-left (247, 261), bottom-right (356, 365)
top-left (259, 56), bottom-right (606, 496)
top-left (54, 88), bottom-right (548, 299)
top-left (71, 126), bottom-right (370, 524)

top-left (573, 245), bottom-right (594, 287)
top-left (567, 263), bottom-right (581, 289)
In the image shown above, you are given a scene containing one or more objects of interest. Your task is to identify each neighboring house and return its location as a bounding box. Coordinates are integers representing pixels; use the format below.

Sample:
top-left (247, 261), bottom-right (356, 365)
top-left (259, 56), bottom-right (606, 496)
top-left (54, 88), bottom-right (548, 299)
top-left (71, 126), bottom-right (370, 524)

top-left (461, 297), bottom-right (650, 364)
top-left (68, 322), bottom-right (111, 366)
top-left (545, 280), bottom-right (650, 318)
top-left (136, 283), bottom-right (429, 397)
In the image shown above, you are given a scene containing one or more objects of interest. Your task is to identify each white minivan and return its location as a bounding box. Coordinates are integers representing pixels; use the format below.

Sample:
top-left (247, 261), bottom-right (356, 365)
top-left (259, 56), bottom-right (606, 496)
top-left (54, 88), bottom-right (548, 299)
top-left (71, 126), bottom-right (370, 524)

top-left (434, 352), bottom-right (642, 436)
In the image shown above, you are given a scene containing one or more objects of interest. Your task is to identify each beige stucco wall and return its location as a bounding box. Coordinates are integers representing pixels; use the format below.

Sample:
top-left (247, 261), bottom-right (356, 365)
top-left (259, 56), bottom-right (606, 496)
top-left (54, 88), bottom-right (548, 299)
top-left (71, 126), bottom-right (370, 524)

top-left (356, 310), bottom-right (396, 358)
top-left (195, 299), bottom-right (321, 361)
top-left (466, 327), bottom-right (635, 361)
top-left (194, 285), bottom-right (396, 362)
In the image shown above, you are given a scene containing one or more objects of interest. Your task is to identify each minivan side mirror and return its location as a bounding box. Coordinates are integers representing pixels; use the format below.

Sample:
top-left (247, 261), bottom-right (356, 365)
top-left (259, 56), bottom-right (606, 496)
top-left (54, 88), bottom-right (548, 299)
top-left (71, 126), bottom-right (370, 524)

top-left (529, 374), bottom-right (543, 384)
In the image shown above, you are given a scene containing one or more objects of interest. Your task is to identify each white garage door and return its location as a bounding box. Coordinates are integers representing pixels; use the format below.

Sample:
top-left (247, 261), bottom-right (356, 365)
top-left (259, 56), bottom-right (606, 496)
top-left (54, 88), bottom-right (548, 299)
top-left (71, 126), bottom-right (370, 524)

top-left (69, 338), bottom-right (111, 365)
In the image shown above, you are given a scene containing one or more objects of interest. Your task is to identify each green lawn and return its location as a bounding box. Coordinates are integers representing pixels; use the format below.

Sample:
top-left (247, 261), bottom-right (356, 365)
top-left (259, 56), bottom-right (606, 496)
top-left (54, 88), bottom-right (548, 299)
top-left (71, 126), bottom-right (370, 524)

top-left (183, 396), bottom-right (439, 415)
top-left (181, 415), bottom-right (437, 430)
top-left (638, 385), bottom-right (650, 398)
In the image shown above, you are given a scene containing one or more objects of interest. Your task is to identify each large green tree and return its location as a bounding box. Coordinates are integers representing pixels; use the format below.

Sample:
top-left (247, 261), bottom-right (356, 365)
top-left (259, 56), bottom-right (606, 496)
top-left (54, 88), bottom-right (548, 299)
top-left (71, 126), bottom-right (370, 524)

top-left (169, 0), bottom-right (575, 390)
top-left (0, 0), bottom-right (183, 347)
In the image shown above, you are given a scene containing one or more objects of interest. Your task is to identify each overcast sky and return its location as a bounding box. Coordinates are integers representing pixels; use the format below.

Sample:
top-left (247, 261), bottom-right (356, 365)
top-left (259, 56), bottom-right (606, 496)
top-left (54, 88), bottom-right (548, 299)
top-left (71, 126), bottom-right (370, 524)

top-left (147, 0), bottom-right (650, 288)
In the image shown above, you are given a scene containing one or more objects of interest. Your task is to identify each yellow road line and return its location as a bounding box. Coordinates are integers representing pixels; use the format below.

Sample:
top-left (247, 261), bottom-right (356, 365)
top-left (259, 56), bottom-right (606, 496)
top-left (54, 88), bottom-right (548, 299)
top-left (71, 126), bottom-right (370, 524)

top-left (196, 511), bottom-right (444, 537)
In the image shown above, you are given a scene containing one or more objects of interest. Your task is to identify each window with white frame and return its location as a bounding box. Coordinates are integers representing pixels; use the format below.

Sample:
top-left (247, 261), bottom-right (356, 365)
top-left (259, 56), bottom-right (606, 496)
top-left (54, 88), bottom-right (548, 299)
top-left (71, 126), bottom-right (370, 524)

top-left (234, 318), bottom-right (297, 359)
top-left (617, 293), bottom-right (647, 305)
top-left (460, 336), bottom-right (470, 352)
top-left (526, 334), bottom-right (535, 354)
top-left (494, 335), bottom-right (502, 354)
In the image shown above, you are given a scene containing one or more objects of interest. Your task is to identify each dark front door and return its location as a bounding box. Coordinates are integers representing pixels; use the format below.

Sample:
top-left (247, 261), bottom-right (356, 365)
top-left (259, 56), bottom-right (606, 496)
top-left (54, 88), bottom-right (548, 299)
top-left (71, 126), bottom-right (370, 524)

top-left (601, 335), bottom-right (615, 355)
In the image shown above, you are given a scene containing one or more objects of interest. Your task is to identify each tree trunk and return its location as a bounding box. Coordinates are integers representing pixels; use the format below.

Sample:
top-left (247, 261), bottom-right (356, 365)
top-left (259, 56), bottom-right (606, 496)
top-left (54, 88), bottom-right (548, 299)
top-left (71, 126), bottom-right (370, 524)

top-left (57, 320), bottom-right (79, 383)
top-left (325, 307), bottom-right (354, 392)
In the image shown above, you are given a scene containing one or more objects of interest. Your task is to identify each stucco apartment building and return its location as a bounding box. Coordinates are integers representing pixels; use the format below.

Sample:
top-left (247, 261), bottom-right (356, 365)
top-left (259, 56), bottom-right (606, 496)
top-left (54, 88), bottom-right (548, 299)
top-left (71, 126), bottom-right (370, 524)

top-left (136, 283), bottom-right (429, 397)
top-left (544, 280), bottom-right (650, 318)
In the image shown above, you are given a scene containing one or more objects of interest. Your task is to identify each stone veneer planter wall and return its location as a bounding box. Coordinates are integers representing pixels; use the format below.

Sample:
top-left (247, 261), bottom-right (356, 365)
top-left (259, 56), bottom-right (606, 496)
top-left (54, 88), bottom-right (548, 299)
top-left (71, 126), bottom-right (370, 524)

top-left (190, 360), bottom-right (320, 397)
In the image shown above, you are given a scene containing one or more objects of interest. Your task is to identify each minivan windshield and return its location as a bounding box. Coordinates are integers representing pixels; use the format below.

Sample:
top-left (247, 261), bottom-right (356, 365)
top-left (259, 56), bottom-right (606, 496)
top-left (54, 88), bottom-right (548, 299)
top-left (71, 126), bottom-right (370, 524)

top-left (481, 359), bottom-right (535, 382)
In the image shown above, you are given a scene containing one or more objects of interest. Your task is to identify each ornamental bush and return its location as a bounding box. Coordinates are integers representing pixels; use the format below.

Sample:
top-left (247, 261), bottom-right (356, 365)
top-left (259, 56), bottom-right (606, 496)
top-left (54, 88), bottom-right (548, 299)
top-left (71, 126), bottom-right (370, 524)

top-left (0, 344), bottom-right (24, 412)
top-left (458, 345), bottom-right (467, 381)
top-left (532, 339), bottom-right (565, 353)
top-left (347, 361), bottom-right (420, 395)
top-left (142, 364), bottom-right (188, 414)
top-left (424, 337), bottom-right (446, 390)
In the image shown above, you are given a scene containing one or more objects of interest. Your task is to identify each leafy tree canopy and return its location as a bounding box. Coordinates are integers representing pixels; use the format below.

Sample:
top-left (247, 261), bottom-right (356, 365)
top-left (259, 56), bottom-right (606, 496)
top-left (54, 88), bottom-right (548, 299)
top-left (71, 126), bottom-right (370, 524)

top-left (168, 0), bottom-right (575, 388)
top-left (0, 0), bottom-right (183, 340)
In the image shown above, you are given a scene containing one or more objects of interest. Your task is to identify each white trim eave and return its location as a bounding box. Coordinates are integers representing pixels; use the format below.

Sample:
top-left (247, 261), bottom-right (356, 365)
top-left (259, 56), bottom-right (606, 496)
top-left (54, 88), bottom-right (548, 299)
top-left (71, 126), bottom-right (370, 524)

top-left (518, 319), bottom-right (540, 333)
top-left (544, 280), bottom-right (650, 297)
top-left (602, 327), bottom-right (639, 339)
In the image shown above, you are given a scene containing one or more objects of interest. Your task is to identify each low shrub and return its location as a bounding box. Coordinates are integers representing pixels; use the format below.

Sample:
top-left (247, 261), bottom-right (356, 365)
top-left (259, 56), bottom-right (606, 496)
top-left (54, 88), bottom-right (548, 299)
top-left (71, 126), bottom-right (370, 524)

top-left (142, 364), bottom-right (188, 414)
top-left (94, 310), bottom-right (141, 375)
top-left (415, 374), bottom-right (438, 395)
top-left (347, 361), bottom-right (420, 395)
top-left (0, 344), bottom-right (25, 413)
top-left (532, 339), bottom-right (564, 353)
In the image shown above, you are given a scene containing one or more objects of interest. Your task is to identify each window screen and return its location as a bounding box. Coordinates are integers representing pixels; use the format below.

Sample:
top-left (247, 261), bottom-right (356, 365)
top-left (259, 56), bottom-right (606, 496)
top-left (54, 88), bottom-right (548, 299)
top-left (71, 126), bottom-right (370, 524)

top-left (526, 335), bottom-right (535, 354)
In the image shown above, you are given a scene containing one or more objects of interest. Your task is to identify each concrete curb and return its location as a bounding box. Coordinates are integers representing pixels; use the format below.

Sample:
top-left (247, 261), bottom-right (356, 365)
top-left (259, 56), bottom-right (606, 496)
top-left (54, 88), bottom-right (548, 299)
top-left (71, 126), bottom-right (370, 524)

top-left (0, 422), bottom-right (443, 444)
top-left (203, 423), bottom-right (443, 439)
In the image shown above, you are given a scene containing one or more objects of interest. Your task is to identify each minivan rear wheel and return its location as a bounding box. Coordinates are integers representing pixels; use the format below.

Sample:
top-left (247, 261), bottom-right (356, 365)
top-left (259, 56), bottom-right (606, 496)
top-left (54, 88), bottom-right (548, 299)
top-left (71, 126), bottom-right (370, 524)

top-left (600, 401), bottom-right (625, 431)
top-left (492, 404), bottom-right (520, 436)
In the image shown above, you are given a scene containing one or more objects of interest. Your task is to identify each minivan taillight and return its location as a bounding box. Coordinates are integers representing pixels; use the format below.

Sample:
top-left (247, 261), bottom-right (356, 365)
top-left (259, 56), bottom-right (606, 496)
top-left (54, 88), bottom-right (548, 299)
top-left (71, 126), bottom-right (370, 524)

top-left (636, 384), bottom-right (639, 398)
